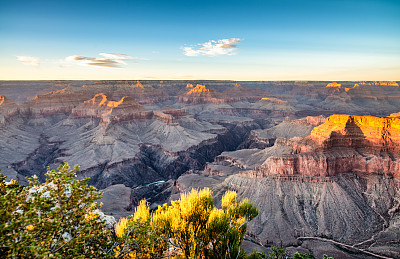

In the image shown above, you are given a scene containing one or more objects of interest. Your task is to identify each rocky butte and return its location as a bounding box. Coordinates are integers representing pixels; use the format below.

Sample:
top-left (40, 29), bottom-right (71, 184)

top-left (325, 82), bottom-right (341, 88)
top-left (186, 84), bottom-right (210, 95)
top-left (0, 80), bottom-right (400, 258)
top-left (246, 114), bottom-right (400, 178)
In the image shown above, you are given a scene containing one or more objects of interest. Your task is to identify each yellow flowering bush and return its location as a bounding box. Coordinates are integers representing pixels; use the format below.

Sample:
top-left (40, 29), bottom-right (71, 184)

top-left (114, 200), bottom-right (167, 258)
top-left (116, 188), bottom-right (259, 258)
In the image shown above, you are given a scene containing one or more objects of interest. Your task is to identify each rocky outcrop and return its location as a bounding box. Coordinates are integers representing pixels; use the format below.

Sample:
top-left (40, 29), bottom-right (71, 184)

top-left (0, 96), bottom-right (20, 122)
top-left (27, 86), bottom-right (88, 116)
top-left (186, 84), bottom-right (210, 95)
top-left (248, 114), bottom-right (400, 178)
top-left (326, 82), bottom-right (342, 88)
top-left (179, 84), bottom-right (226, 104)
top-left (310, 114), bottom-right (400, 153)
top-left (0, 96), bottom-right (7, 106)
top-left (136, 80), bottom-right (144, 88)
top-left (257, 150), bottom-right (400, 178)
top-left (239, 116), bottom-right (325, 149)
top-left (70, 94), bottom-right (156, 124)
top-left (356, 81), bottom-right (399, 87)
top-left (98, 184), bottom-right (134, 219)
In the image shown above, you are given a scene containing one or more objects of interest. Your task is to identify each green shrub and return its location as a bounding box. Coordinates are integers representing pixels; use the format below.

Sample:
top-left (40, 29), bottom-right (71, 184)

top-left (0, 163), bottom-right (114, 258)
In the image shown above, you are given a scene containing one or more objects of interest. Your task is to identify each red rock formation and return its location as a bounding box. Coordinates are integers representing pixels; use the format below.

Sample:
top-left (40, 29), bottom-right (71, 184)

top-left (356, 81), bottom-right (399, 87)
top-left (0, 96), bottom-right (14, 107)
top-left (71, 93), bottom-right (149, 122)
top-left (136, 80), bottom-right (144, 88)
top-left (389, 112), bottom-right (400, 118)
top-left (153, 111), bottom-right (178, 125)
top-left (26, 86), bottom-right (92, 116)
top-left (248, 114), bottom-right (400, 179)
top-left (179, 85), bottom-right (224, 104)
top-left (326, 82), bottom-right (341, 88)
top-left (295, 81), bottom-right (309, 84)
top-left (258, 150), bottom-right (400, 178)
top-left (186, 84), bottom-right (210, 95)
top-left (310, 114), bottom-right (400, 153)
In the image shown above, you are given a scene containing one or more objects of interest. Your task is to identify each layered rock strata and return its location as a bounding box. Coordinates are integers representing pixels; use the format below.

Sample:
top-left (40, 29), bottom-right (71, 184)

top-left (249, 114), bottom-right (400, 178)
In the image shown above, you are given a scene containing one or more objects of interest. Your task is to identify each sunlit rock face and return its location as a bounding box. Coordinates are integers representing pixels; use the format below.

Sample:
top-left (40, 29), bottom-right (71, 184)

top-left (252, 114), bottom-right (400, 178)
top-left (136, 80), bottom-right (144, 88)
top-left (179, 84), bottom-right (225, 104)
top-left (71, 93), bottom-right (149, 122)
top-left (310, 114), bottom-right (400, 152)
top-left (326, 82), bottom-right (341, 88)
top-left (186, 84), bottom-right (210, 95)
top-left (0, 95), bottom-right (16, 108)
top-left (208, 113), bottom-right (400, 179)
top-left (356, 81), bottom-right (399, 87)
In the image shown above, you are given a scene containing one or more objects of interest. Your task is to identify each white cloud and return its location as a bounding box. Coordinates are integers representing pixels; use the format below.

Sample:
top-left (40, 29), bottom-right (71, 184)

top-left (17, 56), bottom-right (40, 66)
top-left (65, 53), bottom-right (139, 68)
top-left (183, 38), bottom-right (243, 57)
top-left (99, 53), bottom-right (134, 65)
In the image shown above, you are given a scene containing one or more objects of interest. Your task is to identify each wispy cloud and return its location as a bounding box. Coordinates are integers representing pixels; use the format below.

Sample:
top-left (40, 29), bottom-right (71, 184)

top-left (65, 53), bottom-right (139, 68)
top-left (183, 38), bottom-right (243, 57)
top-left (17, 56), bottom-right (40, 66)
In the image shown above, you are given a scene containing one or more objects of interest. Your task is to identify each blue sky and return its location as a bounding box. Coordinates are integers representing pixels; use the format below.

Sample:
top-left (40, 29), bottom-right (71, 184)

top-left (0, 0), bottom-right (399, 80)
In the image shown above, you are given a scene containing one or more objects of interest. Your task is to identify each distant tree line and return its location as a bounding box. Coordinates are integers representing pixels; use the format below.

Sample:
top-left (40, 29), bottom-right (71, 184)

top-left (0, 163), bottom-right (333, 258)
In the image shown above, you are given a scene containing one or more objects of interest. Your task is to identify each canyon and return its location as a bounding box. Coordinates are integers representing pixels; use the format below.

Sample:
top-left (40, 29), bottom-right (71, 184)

top-left (1, 80), bottom-right (400, 258)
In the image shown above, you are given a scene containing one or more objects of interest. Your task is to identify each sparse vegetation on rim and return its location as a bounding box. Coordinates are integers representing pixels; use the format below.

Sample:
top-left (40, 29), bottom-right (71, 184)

top-left (0, 163), bottom-right (332, 258)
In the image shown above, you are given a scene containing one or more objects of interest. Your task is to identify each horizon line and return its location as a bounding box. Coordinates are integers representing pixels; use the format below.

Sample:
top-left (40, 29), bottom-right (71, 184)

top-left (0, 79), bottom-right (399, 82)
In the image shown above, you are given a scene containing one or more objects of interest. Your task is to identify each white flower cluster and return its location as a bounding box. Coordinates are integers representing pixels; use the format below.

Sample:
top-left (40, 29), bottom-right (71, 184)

top-left (25, 182), bottom-right (73, 202)
top-left (92, 209), bottom-right (116, 228)
top-left (62, 232), bottom-right (72, 242)
top-left (14, 206), bottom-right (23, 215)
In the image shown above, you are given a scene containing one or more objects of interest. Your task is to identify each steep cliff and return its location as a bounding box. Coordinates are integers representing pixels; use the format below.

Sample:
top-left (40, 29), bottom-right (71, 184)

top-left (174, 172), bottom-right (400, 258)
top-left (310, 114), bottom-right (400, 152)
top-left (248, 114), bottom-right (400, 178)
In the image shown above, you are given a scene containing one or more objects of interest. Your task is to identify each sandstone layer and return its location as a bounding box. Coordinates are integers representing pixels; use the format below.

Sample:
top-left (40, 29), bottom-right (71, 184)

top-left (235, 114), bottom-right (400, 179)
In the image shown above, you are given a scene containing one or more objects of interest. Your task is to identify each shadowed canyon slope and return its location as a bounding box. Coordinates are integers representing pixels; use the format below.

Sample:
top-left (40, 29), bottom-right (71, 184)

top-left (1, 80), bottom-right (400, 258)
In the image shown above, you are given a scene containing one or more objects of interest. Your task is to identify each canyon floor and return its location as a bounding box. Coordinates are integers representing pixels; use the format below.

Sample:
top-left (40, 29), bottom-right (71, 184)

top-left (1, 80), bottom-right (400, 258)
